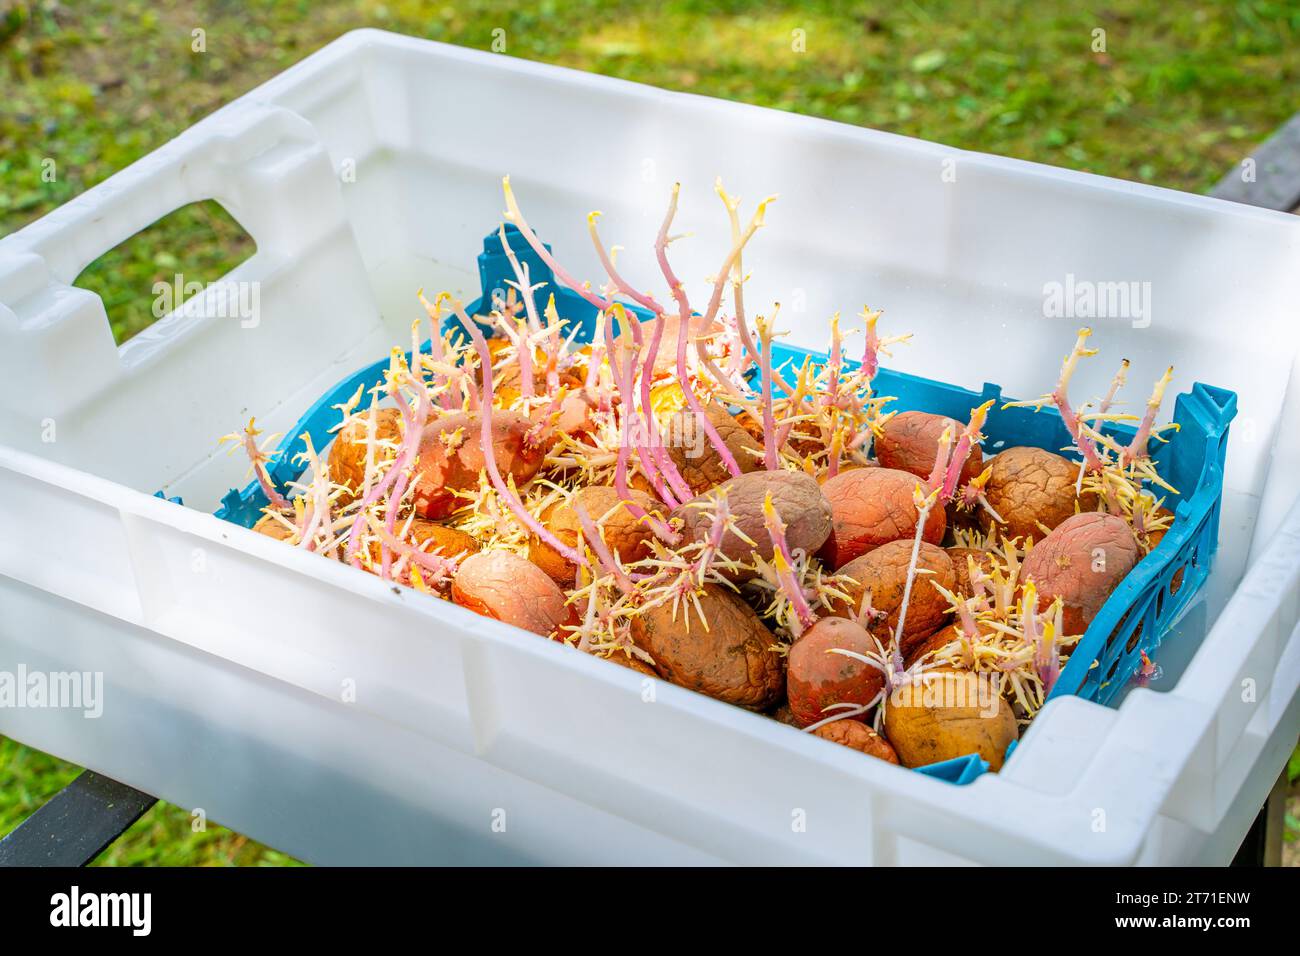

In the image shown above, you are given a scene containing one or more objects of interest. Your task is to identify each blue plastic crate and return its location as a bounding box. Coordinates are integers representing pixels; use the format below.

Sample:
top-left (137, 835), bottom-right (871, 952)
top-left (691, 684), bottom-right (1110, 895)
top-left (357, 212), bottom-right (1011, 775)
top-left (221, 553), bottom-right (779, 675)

top-left (214, 224), bottom-right (1235, 783)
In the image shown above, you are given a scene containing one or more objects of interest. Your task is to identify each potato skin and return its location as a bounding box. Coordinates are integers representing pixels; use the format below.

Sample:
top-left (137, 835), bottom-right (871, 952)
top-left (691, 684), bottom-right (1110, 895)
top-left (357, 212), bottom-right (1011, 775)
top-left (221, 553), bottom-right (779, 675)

top-left (595, 647), bottom-right (659, 677)
top-left (531, 486), bottom-right (665, 585)
top-left (451, 550), bottom-right (575, 637)
top-left (1019, 511), bottom-right (1140, 635)
top-left (666, 400), bottom-right (764, 495)
top-left (980, 446), bottom-right (1093, 543)
top-left (362, 517), bottom-right (479, 573)
top-left (786, 617), bottom-right (885, 726)
top-left (883, 669), bottom-right (1018, 770)
top-left (832, 541), bottom-right (956, 651)
top-left (811, 720), bottom-right (900, 763)
top-left (876, 411), bottom-right (983, 489)
top-left (410, 410), bottom-right (545, 519)
top-left (675, 470), bottom-right (832, 575)
top-left (535, 389), bottom-right (596, 447)
top-left (947, 547), bottom-right (994, 599)
top-left (407, 518), bottom-right (478, 556)
top-left (819, 467), bottom-right (946, 569)
top-left (329, 406), bottom-right (403, 501)
top-left (252, 513), bottom-right (296, 543)
top-left (817, 461), bottom-right (875, 483)
top-left (770, 702), bottom-right (803, 727)
top-left (629, 583), bottom-right (785, 710)
top-left (903, 622), bottom-right (968, 668)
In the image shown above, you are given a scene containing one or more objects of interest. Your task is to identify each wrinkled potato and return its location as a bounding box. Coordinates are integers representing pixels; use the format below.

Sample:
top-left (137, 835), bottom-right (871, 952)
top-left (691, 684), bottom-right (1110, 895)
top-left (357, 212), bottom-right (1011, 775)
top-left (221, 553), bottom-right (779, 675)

top-left (980, 446), bottom-right (1094, 543)
top-left (329, 406), bottom-right (403, 501)
top-left (817, 461), bottom-right (875, 483)
top-left (411, 410), bottom-right (546, 520)
top-left (596, 646), bottom-right (659, 678)
top-left (786, 617), bottom-right (885, 726)
top-left (630, 583), bottom-right (784, 710)
top-left (903, 622), bottom-right (967, 668)
top-left (819, 467), bottom-right (946, 569)
top-left (365, 517), bottom-right (478, 565)
top-left (832, 540), bottom-right (956, 651)
top-left (883, 668), bottom-right (1018, 770)
top-left (674, 470), bottom-right (832, 577)
top-left (1020, 511), bottom-right (1140, 636)
top-left (769, 702), bottom-right (802, 727)
top-left (451, 550), bottom-right (575, 637)
top-left (410, 519), bottom-right (480, 558)
top-left (947, 546), bottom-right (994, 598)
top-left (876, 411), bottom-right (983, 489)
top-left (811, 719), bottom-right (901, 763)
top-left (666, 400), bottom-right (765, 495)
top-left (531, 486), bottom-right (666, 585)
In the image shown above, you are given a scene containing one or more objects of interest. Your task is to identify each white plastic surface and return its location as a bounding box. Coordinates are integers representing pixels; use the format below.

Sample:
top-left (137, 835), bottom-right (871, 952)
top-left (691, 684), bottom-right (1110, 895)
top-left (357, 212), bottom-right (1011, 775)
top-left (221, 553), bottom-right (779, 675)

top-left (1, 30), bottom-right (1297, 864)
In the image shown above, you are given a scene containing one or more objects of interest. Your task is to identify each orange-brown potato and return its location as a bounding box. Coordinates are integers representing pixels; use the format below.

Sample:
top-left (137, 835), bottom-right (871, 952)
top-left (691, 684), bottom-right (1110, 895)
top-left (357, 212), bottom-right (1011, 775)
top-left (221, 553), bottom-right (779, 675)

top-left (819, 467), bottom-right (946, 569)
top-left (665, 400), bottom-right (764, 495)
top-left (980, 446), bottom-right (1094, 543)
top-left (832, 540), bottom-right (956, 652)
top-left (359, 517), bottom-right (478, 588)
top-left (252, 513), bottom-right (296, 543)
top-left (530, 486), bottom-right (665, 585)
top-left (769, 702), bottom-right (803, 727)
top-left (329, 406), bottom-right (403, 501)
top-left (817, 461), bottom-right (875, 483)
top-left (947, 546), bottom-right (995, 598)
top-left (614, 313), bottom-right (724, 375)
top-left (504, 368), bottom-right (596, 450)
top-left (903, 622), bottom-right (967, 669)
top-left (408, 519), bottom-right (480, 558)
top-left (674, 470), bottom-right (832, 576)
top-left (1019, 511), bottom-right (1140, 636)
top-left (451, 550), bottom-right (575, 638)
top-left (883, 668), bottom-right (1018, 770)
top-left (629, 583), bottom-right (784, 710)
top-left (876, 411), bottom-right (983, 489)
top-left (364, 517), bottom-right (478, 566)
top-left (594, 647), bottom-right (659, 677)
top-left (811, 719), bottom-right (901, 763)
top-left (410, 410), bottom-right (546, 519)
top-left (786, 617), bottom-right (885, 727)
top-left (540, 390), bottom-right (596, 444)
top-left (495, 360), bottom-right (584, 404)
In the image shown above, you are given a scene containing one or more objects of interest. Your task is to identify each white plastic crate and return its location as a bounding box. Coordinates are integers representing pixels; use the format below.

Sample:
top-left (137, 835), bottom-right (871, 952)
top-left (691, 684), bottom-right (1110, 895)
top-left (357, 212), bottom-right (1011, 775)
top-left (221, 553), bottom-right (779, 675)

top-left (1, 30), bottom-right (1297, 865)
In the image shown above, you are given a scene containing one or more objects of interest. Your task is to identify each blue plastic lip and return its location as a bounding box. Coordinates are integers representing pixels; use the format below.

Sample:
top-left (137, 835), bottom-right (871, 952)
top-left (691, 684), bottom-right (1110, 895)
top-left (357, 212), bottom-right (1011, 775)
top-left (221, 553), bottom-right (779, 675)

top-left (211, 224), bottom-right (1235, 784)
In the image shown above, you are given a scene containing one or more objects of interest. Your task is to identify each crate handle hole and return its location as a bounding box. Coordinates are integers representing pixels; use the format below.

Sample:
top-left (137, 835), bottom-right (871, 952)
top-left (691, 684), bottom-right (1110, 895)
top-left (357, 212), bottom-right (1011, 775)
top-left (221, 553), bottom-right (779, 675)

top-left (72, 199), bottom-right (256, 346)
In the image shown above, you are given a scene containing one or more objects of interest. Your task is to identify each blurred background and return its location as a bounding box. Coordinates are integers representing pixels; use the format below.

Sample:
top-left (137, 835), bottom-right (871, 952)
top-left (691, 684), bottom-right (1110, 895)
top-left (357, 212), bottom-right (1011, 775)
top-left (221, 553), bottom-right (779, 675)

top-left (1, 0), bottom-right (1297, 865)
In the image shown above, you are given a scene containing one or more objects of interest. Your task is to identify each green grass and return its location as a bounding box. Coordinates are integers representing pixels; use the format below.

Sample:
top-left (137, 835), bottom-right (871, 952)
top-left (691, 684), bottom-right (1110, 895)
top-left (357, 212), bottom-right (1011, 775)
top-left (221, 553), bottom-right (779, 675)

top-left (2, 0), bottom-right (1299, 865)
top-left (5, 0), bottom-right (1300, 343)
top-left (0, 737), bottom-right (303, 865)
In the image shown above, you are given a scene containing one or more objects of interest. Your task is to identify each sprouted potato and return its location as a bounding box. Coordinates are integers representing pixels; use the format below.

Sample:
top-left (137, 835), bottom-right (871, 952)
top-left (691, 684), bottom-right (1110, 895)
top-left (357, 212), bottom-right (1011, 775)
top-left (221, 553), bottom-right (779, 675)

top-left (221, 179), bottom-right (1182, 769)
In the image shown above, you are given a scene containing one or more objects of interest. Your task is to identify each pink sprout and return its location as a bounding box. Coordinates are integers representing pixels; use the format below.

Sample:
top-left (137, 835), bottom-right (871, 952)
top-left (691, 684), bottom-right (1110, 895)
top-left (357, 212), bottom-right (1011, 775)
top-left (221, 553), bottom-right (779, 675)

top-left (762, 491), bottom-right (818, 636)
top-left (455, 310), bottom-right (588, 568)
